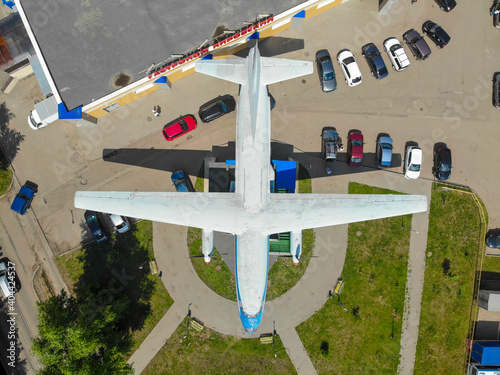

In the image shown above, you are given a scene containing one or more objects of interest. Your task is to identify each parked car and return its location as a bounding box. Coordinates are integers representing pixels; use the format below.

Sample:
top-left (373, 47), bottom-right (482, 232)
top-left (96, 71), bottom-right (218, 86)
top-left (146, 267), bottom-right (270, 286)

top-left (171, 170), bottom-right (194, 192)
top-left (422, 21), bottom-right (451, 48)
top-left (404, 146), bottom-right (422, 179)
top-left (493, 72), bottom-right (500, 109)
top-left (198, 94), bottom-right (236, 123)
top-left (162, 115), bottom-right (197, 141)
top-left (493, 0), bottom-right (500, 28)
top-left (361, 43), bottom-right (388, 79)
top-left (108, 214), bottom-right (130, 234)
top-left (10, 180), bottom-right (38, 215)
top-left (383, 37), bottom-right (411, 71)
top-left (85, 211), bottom-right (108, 243)
top-left (347, 131), bottom-right (364, 166)
top-left (403, 29), bottom-right (431, 61)
top-left (315, 49), bottom-right (337, 92)
top-left (337, 49), bottom-right (362, 87)
top-left (433, 146), bottom-right (452, 181)
top-left (486, 231), bottom-right (500, 248)
top-left (321, 127), bottom-right (343, 162)
top-left (376, 135), bottom-right (393, 169)
top-left (434, 0), bottom-right (456, 12)
top-left (0, 261), bottom-right (17, 297)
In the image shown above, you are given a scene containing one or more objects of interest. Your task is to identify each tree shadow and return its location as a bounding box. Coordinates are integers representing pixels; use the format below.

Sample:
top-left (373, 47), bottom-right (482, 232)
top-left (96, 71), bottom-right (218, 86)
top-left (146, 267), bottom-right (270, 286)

top-left (0, 102), bottom-right (23, 163)
top-left (74, 218), bottom-right (156, 349)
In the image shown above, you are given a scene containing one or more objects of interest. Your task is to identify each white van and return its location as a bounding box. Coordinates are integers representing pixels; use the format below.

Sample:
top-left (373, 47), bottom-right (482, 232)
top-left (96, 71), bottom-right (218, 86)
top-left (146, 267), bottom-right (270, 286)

top-left (0, 262), bottom-right (16, 298)
top-left (28, 95), bottom-right (58, 130)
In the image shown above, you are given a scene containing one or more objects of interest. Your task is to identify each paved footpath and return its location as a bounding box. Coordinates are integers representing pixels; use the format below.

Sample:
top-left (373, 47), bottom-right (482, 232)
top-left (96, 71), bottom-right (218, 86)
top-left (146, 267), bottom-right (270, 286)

top-left (128, 302), bottom-right (185, 374)
top-left (398, 210), bottom-right (430, 375)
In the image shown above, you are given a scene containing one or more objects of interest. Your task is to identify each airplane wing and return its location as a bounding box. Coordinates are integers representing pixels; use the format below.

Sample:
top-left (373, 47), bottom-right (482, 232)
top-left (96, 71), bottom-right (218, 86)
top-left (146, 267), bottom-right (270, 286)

top-left (76, 191), bottom-right (427, 236)
top-left (260, 57), bottom-right (313, 85)
top-left (260, 193), bottom-right (428, 234)
top-left (195, 59), bottom-right (247, 84)
top-left (75, 191), bottom-right (240, 232)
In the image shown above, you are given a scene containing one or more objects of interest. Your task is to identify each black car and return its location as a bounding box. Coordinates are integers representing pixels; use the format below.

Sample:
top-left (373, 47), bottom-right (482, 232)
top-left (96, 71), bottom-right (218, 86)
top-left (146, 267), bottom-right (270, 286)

top-left (85, 211), bottom-right (108, 243)
top-left (422, 21), bottom-right (451, 48)
top-left (433, 145), bottom-right (452, 181)
top-left (493, 0), bottom-right (500, 28)
top-left (435, 0), bottom-right (456, 12)
top-left (486, 231), bottom-right (500, 248)
top-left (403, 29), bottom-right (431, 60)
top-left (198, 94), bottom-right (236, 123)
top-left (493, 72), bottom-right (500, 109)
top-left (361, 43), bottom-right (388, 79)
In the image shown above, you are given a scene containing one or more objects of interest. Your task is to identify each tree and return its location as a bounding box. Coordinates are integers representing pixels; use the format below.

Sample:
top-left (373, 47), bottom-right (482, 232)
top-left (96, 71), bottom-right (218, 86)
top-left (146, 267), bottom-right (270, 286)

top-left (32, 290), bottom-right (133, 375)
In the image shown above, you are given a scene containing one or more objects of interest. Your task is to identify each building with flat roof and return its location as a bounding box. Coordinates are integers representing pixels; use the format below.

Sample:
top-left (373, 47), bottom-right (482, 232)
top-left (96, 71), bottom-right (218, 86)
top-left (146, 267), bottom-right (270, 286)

top-left (16, 0), bottom-right (347, 127)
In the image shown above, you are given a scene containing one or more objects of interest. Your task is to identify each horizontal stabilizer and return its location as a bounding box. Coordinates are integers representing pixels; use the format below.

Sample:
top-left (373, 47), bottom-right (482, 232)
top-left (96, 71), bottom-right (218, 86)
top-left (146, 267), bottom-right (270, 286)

top-left (260, 57), bottom-right (313, 85)
top-left (195, 59), bottom-right (247, 84)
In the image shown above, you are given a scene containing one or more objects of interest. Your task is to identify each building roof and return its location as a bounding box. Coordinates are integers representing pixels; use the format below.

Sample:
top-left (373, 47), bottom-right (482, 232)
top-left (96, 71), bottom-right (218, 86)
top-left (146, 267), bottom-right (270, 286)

top-left (20, 0), bottom-right (305, 111)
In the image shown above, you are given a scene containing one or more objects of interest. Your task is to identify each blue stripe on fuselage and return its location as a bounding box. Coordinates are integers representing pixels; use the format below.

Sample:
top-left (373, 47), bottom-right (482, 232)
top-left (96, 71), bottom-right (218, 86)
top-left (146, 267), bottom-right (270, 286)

top-left (234, 235), bottom-right (270, 334)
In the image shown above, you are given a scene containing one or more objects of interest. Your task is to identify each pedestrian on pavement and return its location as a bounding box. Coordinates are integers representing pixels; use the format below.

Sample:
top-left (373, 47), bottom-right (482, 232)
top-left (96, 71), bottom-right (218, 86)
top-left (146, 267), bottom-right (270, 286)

top-left (152, 105), bottom-right (158, 116)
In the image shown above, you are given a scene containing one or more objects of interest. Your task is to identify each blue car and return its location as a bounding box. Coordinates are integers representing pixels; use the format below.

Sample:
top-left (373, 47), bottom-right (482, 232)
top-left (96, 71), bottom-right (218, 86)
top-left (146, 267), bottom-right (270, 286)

top-left (171, 170), bottom-right (194, 192)
top-left (11, 181), bottom-right (38, 215)
top-left (85, 211), bottom-right (108, 243)
top-left (362, 43), bottom-right (388, 79)
top-left (376, 136), bottom-right (393, 169)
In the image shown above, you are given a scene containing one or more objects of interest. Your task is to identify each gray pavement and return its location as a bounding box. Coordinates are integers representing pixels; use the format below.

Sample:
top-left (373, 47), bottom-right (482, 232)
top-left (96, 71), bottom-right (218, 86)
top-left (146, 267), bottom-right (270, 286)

top-left (0, 0), bottom-right (498, 374)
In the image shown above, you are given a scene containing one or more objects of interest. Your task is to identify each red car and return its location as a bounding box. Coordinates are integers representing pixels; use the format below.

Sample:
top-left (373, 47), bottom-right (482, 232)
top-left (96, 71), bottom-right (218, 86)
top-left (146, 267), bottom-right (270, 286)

top-left (162, 115), bottom-right (197, 141)
top-left (347, 131), bottom-right (363, 166)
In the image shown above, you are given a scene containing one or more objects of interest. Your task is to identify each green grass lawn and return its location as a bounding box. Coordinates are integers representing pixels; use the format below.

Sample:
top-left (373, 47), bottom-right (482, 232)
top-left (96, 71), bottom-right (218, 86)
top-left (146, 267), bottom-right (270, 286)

top-left (414, 185), bottom-right (484, 375)
top-left (296, 183), bottom-right (411, 375)
top-left (142, 317), bottom-right (297, 375)
top-left (188, 173), bottom-right (316, 301)
top-left (0, 165), bottom-right (12, 196)
top-left (56, 220), bottom-right (174, 355)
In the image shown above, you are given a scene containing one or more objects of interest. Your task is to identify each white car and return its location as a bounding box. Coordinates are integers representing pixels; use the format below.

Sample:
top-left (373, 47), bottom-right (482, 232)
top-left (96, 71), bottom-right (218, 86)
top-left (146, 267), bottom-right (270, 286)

top-left (109, 214), bottom-right (130, 234)
top-left (337, 49), bottom-right (362, 87)
top-left (383, 37), bottom-right (410, 72)
top-left (404, 146), bottom-right (422, 179)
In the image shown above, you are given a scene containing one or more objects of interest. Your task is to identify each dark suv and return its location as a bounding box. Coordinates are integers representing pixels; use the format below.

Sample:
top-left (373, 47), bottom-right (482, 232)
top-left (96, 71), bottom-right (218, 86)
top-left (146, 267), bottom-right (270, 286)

top-left (198, 94), bottom-right (236, 123)
top-left (361, 43), bottom-right (388, 79)
top-left (422, 21), bottom-right (451, 48)
top-left (403, 29), bottom-right (431, 61)
top-left (434, 0), bottom-right (456, 12)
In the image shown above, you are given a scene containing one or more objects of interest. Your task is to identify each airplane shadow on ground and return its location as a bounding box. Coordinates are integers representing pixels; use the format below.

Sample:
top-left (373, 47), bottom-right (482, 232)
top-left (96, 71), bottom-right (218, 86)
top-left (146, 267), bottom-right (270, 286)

top-left (102, 141), bottom-right (402, 181)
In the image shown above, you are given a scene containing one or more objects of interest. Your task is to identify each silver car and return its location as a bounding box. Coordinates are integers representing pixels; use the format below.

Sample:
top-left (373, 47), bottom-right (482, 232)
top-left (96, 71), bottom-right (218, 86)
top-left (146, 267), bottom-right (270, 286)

top-left (315, 49), bottom-right (337, 92)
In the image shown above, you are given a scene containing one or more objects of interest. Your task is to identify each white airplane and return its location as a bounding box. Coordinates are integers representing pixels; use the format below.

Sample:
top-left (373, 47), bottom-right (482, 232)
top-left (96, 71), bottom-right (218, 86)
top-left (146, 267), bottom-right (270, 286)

top-left (75, 42), bottom-right (427, 335)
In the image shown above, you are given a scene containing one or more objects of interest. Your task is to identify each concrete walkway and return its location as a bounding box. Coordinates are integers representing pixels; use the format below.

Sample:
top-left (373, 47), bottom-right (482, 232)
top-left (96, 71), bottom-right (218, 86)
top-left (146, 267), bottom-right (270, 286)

top-left (128, 302), bottom-right (185, 374)
top-left (398, 210), bottom-right (430, 375)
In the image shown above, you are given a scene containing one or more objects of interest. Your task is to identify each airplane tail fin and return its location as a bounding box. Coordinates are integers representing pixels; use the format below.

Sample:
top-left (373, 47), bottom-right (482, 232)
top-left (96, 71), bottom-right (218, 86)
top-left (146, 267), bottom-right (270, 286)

top-left (195, 59), bottom-right (247, 84)
top-left (260, 56), bottom-right (313, 85)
